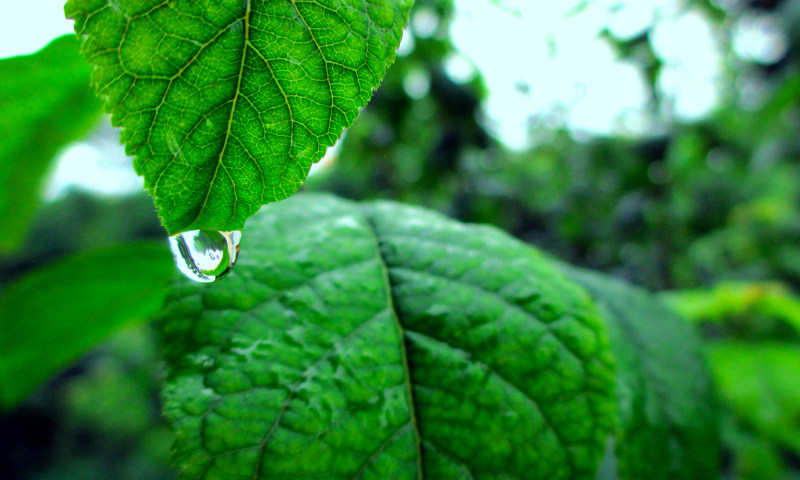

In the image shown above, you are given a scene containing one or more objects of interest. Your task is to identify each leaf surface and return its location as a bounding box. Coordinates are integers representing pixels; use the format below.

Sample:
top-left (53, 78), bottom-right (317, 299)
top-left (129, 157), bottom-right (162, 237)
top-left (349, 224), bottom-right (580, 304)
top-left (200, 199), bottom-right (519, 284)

top-left (0, 35), bottom-right (102, 252)
top-left (562, 268), bottom-right (721, 480)
top-left (0, 242), bottom-right (173, 409)
top-left (65, 0), bottom-right (413, 234)
top-left (161, 193), bottom-right (617, 480)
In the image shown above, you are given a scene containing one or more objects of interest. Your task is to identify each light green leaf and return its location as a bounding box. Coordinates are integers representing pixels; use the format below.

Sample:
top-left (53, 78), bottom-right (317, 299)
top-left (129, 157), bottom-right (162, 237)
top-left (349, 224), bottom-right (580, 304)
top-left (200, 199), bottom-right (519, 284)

top-left (161, 194), bottom-right (617, 480)
top-left (563, 268), bottom-right (721, 480)
top-left (709, 341), bottom-right (800, 454)
top-left (0, 35), bottom-right (102, 253)
top-left (660, 282), bottom-right (800, 334)
top-left (65, 0), bottom-right (413, 235)
top-left (0, 242), bottom-right (173, 409)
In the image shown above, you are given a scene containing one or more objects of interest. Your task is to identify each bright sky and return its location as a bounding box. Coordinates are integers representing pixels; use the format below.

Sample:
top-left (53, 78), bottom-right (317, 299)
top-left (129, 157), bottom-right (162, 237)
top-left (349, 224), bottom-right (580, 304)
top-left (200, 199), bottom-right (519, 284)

top-left (445, 0), bottom-right (725, 149)
top-left (0, 1), bottom-right (75, 59)
top-left (2, 1), bottom-right (145, 199)
top-left (1, 0), bottom-right (788, 195)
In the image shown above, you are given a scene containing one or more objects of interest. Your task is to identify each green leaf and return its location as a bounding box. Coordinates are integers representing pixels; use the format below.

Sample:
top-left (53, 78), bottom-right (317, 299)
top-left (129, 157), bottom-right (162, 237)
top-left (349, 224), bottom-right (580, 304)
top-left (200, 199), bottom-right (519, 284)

top-left (562, 268), bottom-right (721, 480)
top-left (65, 0), bottom-right (413, 235)
top-left (660, 282), bottom-right (800, 334)
top-left (0, 242), bottom-right (173, 409)
top-left (0, 35), bottom-right (102, 253)
top-left (708, 341), bottom-right (800, 454)
top-left (161, 193), bottom-right (617, 480)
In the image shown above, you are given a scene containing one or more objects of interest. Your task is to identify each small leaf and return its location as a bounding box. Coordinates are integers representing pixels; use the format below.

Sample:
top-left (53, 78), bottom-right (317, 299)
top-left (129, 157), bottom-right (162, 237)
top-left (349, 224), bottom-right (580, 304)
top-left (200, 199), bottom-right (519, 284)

top-left (65, 0), bottom-right (413, 234)
top-left (0, 242), bottom-right (173, 409)
top-left (0, 35), bottom-right (102, 252)
top-left (563, 268), bottom-right (721, 480)
top-left (161, 194), bottom-right (617, 480)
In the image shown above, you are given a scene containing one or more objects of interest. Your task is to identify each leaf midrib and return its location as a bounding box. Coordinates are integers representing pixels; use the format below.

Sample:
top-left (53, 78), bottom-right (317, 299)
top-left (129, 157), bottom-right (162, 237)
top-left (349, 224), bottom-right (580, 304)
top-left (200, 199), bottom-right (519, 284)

top-left (361, 209), bottom-right (424, 480)
top-left (360, 211), bottom-right (580, 479)
top-left (185, 204), bottom-right (597, 480)
top-left (191, 1), bottom-right (251, 231)
top-left (362, 212), bottom-right (605, 479)
top-left (186, 210), bottom-right (426, 479)
top-left (186, 0), bottom-right (330, 231)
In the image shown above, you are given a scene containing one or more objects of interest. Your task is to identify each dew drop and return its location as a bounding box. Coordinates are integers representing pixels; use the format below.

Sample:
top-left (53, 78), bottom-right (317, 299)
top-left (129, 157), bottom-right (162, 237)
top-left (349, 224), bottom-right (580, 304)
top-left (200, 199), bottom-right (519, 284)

top-left (168, 230), bottom-right (242, 283)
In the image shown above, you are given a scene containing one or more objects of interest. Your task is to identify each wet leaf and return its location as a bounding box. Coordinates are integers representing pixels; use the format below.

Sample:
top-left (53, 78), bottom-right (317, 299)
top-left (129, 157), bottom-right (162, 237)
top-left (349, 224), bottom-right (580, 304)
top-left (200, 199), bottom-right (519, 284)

top-left (161, 194), bottom-right (617, 480)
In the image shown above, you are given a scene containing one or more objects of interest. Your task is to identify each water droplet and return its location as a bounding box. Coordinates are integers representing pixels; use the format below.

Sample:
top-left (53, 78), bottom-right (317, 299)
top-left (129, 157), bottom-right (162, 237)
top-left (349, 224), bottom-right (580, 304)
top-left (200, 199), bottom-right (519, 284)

top-left (169, 230), bottom-right (242, 283)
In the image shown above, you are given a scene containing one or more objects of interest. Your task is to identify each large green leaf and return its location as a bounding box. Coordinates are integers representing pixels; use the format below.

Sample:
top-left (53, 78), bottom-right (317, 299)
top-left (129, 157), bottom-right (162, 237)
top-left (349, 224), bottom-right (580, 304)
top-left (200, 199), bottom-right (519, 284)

top-left (0, 242), bottom-right (173, 409)
top-left (65, 0), bottom-right (413, 235)
top-left (161, 194), bottom-right (617, 480)
top-left (563, 268), bottom-right (721, 480)
top-left (0, 35), bottom-right (102, 253)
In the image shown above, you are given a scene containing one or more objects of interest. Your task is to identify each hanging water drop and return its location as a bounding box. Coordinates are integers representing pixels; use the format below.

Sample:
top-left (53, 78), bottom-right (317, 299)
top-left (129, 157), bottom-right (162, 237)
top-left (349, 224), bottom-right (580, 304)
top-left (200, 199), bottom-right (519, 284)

top-left (168, 230), bottom-right (242, 283)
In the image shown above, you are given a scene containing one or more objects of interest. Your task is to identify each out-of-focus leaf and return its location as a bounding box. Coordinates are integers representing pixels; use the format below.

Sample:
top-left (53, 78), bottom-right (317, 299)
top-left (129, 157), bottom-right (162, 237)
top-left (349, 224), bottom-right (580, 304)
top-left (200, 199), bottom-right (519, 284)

top-left (724, 426), bottom-right (788, 480)
top-left (709, 341), bottom-right (800, 454)
top-left (661, 282), bottom-right (800, 333)
top-left (66, 0), bottom-right (413, 234)
top-left (563, 267), bottom-right (721, 480)
top-left (0, 242), bottom-right (173, 409)
top-left (0, 35), bottom-right (102, 252)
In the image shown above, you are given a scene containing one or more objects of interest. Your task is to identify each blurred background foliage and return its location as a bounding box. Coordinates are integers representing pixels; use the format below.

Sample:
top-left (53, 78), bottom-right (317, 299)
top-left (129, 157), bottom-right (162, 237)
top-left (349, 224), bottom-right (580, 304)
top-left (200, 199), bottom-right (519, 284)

top-left (1, 0), bottom-right (800, 479)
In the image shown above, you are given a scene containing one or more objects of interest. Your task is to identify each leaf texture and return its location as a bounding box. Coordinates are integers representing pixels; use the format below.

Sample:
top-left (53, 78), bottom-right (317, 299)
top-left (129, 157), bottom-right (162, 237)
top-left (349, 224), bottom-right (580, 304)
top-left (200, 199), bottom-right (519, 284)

top-left (65, 0), bottom-right (412, 234)
top-left (562, 268), bottom-right (721, 480)
top-left (160, 194), bottom-right (617, 480)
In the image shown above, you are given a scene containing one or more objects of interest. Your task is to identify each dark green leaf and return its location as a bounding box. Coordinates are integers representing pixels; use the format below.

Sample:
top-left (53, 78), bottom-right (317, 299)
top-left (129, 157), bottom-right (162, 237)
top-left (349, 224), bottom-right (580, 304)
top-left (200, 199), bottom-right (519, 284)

top-left (161, 193), bottom-right (617, 480)
top-left (0, 242), bottom-right (173, 409)
top-left (65, 0), bottom-right (413, 234)
top-left (562, 267), bottom-right (721, 480)
top-left (0, 35), bottom-right (102, 253)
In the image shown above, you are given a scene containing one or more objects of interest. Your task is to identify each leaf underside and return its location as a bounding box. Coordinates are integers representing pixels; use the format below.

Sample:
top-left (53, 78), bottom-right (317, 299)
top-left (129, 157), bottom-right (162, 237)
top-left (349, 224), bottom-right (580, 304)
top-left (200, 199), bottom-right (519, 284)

top-left (65, 0), bottom-right (412, 234)
top-left (160, 194), bottom-right (617, 480)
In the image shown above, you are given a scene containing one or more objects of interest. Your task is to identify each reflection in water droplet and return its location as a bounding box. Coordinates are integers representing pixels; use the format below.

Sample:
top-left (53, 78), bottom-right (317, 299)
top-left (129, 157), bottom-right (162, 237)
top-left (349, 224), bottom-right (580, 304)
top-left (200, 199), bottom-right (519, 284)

top-left (168, 230), bottom-right (242, 283)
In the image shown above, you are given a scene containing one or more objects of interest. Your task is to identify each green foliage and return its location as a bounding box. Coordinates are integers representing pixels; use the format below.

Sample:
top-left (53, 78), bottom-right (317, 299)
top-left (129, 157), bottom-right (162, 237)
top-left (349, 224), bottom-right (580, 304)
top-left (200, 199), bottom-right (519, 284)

top-left (309, 2), bottom-right (800, 295)
top-left (0, 242), bottom-right (173, 409)
top-left (4, 1), bottom-right (796, 479)
top-left (564, 267), bottom-right (720, 480)
top-left (709, 342), bottom-right (800, 455)
top-left (160, 193), bottom-right (718, 480)
top-left (0, 35), bottom-right (101, 253)
top-left (160, 194), bottom-right (615, 480)
top-left (662, 282), bottom-right (800, 334)
top-left (65, 0), bottom-right (413, 235)
top-left (3, 325), bottom-right (177, 480)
